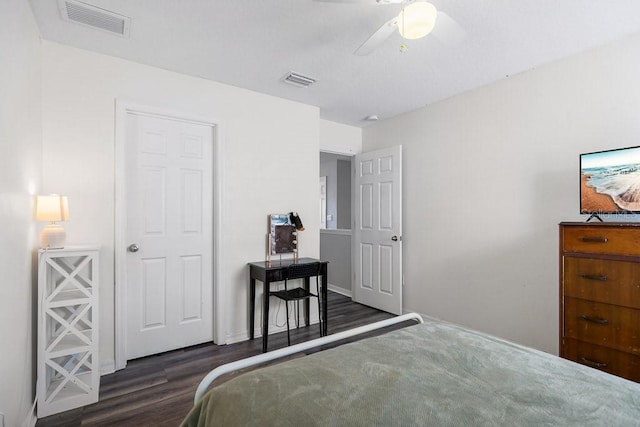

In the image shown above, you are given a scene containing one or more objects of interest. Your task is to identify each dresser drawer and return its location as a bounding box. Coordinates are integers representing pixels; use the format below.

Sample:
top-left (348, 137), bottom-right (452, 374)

top-left (564, 297), bottom-right (640, 355)
top-left (562, 226), bottom-right (640, 256)
top-left (563, 257), bottom-right (640, 309)
top-left (266, 269), bottom-right (285, 282)
top-left (562, 338), bottom-right (640, 382)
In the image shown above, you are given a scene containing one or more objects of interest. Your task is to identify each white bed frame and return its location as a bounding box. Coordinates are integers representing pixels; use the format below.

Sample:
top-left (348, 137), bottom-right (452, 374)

top-left (194, 313), bottom-right (424, 403)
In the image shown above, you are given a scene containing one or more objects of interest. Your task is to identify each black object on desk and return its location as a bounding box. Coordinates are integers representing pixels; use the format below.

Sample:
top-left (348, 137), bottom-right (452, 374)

top-left (249, 257), bottom-right (328, 353)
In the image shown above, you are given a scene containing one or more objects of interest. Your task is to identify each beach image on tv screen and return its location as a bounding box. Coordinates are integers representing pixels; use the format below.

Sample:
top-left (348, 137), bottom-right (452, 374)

top-left (581, 147), bottom-right (640, 213)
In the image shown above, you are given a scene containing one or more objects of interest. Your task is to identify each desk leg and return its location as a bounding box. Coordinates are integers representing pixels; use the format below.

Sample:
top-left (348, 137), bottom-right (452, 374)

top-left (322, 268), bottom-right (328, 335)
top-left (249, 278), bottom-right (256, 340)
top-left (262, 280), bottom-right (270, 353)
top-left (303, 277), bottom-right (310, 327)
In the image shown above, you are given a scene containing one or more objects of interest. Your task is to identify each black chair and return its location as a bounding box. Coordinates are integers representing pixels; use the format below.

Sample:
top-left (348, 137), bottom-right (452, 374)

top-left (271, 262), bottom-right (323, 346)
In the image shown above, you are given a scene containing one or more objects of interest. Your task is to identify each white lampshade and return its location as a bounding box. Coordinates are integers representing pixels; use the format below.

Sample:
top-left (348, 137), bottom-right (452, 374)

top-left (36, 195), bottom-right (69, 222)
top-left (36, 195), bottom-right (69, 249)
top-left (397, 2), bottom-right (438, 40)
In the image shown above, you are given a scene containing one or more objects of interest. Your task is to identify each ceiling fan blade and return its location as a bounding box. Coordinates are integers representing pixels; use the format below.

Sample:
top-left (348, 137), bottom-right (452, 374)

top-left (354, 17), bottom-right (398, 56)
top-left (432, 11), bottom-right (466, 46)
top-left (314, 0), bottom-right (378, 3)
top-left (313, 0), bottom-right (404, 4)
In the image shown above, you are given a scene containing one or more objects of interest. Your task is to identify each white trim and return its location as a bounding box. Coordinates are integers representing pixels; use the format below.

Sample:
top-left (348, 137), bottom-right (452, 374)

top-left (194, 313), bottom-right (424, 402)
top-left (327, 284), bottom-right (352, 298)
top-left (24, 411), bottom-right (37, 427)
top-left (114, 100), bottom-right (225, 371)
top-left (320, 228), bottom-right (352, 236)
top-left (114, 100), bottom-right (126, 370)
top-left (212, 119), bottom-right (226, 348)
top-left (319, 149), bottom-right (358, 156)
top-left (100, 360), bottom-right (115, 375)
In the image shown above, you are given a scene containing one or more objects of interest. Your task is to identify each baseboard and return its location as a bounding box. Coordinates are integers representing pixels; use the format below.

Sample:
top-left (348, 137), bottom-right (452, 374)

top-left (402, 309), bottom-right (439, 323)
top-left (24, 408), bottom-right (37, 427)
top-left (226, 323), bottom-right (289, 344)
top-left (101, 359), bottom-right (116, 375)
top-left (327, 284), bottom-right (352, 298)
top-left (229, 318), bottom-right (322, 345)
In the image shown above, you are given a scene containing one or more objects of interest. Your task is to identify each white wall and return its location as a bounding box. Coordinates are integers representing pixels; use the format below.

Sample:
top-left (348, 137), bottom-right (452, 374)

top-left (320, 119), bottom-right (362, 155)
top-left (363, 32), bottom-right (640, 355)
top-left (41, 42), bottom-right (320, 370)
top-left (0, 0), bottom-right (42, 424)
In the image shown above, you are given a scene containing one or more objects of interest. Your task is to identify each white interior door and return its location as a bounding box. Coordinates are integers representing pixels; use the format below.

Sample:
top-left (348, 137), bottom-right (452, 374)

top-left (125, 113), bottom-right (213, 360)
top-left (353, 146), bottom-right (402, 315)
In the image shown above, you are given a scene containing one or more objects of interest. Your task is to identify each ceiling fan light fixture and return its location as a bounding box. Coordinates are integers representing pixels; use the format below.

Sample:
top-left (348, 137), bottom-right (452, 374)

top-left (397, 1), bottom-right (437, 40)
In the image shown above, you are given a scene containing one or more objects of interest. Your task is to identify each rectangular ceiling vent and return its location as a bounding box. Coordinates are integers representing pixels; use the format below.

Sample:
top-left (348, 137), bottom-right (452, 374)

top-left (58, 0), bottom-right (131, 37)
top-left (282, 72), bottom-right (317, 88)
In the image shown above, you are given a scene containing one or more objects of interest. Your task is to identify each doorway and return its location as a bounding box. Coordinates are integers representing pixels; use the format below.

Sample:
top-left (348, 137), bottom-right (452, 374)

top-left (114, 103), bottom-right (221, 370)
top-left (319, 152), bottom-right (354, 297)
top-left (320, 146), bottom-right (403, 315)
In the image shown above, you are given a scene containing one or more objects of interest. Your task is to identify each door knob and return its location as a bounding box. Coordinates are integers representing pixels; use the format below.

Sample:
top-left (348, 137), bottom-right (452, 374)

top-left (128, 243), bottom-right (140, 253)
top-left (391, 236), bottom-right (398, 242)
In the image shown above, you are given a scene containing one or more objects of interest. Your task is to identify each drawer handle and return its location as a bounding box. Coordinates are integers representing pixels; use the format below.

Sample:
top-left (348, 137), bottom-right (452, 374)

top-left (580, 237), bottom-right (608, 243)
top-left (580, 357), bottom-right (608, 369)
top-left (580, 274), bottom-right (608, 282)
top-left (580, 315), bottom-right (609, 325)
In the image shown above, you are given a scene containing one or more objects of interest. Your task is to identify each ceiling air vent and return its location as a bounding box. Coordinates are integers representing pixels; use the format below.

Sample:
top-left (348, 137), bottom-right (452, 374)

top-left (282, 72), bottom-right (317, 88)
top-left (58, 0), bottom-right (131, 37)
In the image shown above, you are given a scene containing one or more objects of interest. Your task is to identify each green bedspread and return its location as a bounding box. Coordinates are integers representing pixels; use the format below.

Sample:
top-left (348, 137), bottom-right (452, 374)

top-left (182, 320), bottom-right (640, 426)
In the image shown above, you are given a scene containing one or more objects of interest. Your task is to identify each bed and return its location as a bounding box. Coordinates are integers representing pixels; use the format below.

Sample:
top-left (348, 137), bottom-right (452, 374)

top-left (182, 314), bottom-right (640, 426)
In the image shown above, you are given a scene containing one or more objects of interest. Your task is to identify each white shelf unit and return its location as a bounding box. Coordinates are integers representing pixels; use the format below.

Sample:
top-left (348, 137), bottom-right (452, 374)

top-left (37, 246), bottom-right (100, 418)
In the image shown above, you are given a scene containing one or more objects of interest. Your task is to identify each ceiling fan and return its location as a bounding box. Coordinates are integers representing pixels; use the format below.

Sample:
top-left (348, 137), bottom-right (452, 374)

top-left (316, 0), bottom-right (461, 55)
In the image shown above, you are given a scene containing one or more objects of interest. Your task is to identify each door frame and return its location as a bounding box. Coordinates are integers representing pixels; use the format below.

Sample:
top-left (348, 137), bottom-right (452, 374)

top-left (319, 149), bottom-right (356, 296)
top-left (114, 101), bottom-right (225, 370)
top-left (320, 146), bottom-right (403, 312)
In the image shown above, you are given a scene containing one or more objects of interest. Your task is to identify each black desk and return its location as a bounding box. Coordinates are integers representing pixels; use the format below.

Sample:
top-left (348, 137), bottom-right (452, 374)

top-left (249, 257), bottom-right (328, 353)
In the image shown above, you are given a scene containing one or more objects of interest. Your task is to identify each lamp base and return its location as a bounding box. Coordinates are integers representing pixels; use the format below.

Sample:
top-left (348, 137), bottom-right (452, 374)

top-left (41, 224), bottom-right (66, 249)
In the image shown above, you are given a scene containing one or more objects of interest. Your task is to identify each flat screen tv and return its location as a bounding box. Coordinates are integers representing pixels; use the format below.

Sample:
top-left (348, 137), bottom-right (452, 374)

top-left (581, 146), bottom-right (640, 214)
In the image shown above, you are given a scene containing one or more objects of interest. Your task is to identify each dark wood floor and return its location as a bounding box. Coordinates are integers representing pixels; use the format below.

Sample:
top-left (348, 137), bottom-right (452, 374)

top-left (36, 292), bottom-right (399, 427)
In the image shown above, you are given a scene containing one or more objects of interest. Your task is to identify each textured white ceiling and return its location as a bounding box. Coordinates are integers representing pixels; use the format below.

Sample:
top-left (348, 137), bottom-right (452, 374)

top-left (29, 0), bottom-right (640, 127)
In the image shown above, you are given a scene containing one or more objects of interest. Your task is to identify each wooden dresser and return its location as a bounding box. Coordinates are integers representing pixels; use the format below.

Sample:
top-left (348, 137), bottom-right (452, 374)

top-left (559, 222), bottom-right (640, 382)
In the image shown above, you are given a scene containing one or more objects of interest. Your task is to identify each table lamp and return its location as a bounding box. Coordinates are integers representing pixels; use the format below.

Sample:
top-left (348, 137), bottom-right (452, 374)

top-left (36, 194), bottom-right (69, 249)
